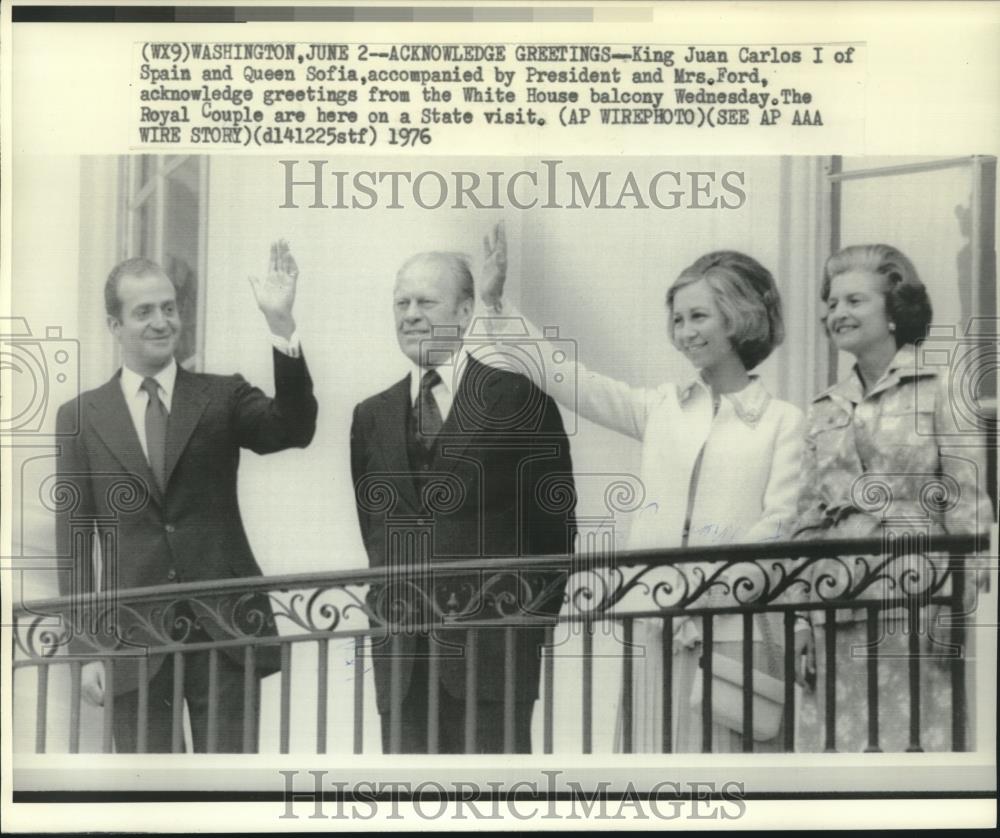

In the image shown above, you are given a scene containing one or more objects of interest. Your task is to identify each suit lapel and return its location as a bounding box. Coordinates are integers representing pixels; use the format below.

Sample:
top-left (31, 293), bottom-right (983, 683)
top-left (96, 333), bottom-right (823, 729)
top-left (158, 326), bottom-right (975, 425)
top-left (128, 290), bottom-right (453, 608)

top-left (374, 375), bottom-right (421, 512)
top-left (435, 358), bottom-right (502, 474)
top-left (88, 373), bottom-right (163, 507)
top-left (163, 367), bottom-right (211, 491)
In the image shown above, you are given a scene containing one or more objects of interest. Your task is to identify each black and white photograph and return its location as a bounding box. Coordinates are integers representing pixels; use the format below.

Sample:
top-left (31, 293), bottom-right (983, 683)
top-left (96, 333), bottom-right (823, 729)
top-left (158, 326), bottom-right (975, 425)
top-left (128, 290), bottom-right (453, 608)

top-left (2, 1), bottom-right (998, 832)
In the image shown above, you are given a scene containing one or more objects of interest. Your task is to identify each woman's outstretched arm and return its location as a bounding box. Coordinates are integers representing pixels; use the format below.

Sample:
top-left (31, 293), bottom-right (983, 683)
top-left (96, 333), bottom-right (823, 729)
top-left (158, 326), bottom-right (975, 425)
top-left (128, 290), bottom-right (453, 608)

top-left (473, 221), bottom-right (655, 441)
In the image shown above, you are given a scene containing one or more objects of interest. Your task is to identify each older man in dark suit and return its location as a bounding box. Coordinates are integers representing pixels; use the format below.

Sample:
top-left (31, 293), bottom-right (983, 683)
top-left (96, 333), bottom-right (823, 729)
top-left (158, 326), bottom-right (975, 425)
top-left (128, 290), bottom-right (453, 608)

top-left (350, 251), bottom-right (576, 754)
top-left (55, 242), bottom-right (317, 752)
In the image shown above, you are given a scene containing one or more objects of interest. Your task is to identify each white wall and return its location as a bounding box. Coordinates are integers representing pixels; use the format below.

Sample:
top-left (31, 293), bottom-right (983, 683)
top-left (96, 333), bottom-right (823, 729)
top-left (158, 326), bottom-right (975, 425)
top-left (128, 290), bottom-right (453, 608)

top-left (835, 159), bottom-right (991, 380)
top-left (10, 155), bottom-right (112, 754)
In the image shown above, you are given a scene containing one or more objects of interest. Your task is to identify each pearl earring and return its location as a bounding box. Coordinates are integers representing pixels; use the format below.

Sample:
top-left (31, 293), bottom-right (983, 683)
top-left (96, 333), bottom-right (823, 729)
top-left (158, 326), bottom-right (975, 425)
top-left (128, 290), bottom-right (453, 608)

top-left (888, 322), bottom-right (896, 332)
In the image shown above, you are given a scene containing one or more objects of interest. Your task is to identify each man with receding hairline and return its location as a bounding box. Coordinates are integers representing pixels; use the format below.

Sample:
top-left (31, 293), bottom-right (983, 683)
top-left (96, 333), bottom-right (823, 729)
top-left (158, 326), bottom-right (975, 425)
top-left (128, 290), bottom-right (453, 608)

top-left (55, 242), bottom-right (317, 753)
top-left (350, 249), bottom-right (576, 754)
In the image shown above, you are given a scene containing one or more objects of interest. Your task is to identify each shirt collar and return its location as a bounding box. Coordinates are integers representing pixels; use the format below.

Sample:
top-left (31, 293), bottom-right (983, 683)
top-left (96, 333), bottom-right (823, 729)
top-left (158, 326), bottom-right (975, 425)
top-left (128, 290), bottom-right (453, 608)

top-left (813, 343), bottom-right (923, 405)
top-left (879, 343), bottom-right (918, 380)
top-left (121, 358), bottom-right (178, 403)
top-left (817, 367), bottom-right (865, 406)
top-left (678, 374), bottom-right (772, 428)
top-left (409, 345), bottom-right (469, 405)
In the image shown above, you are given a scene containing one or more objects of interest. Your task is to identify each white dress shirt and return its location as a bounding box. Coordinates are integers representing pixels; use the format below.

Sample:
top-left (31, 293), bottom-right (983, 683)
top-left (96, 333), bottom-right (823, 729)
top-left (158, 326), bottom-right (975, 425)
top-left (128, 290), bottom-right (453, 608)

top-left (269, 330), bottom-right (302, 358)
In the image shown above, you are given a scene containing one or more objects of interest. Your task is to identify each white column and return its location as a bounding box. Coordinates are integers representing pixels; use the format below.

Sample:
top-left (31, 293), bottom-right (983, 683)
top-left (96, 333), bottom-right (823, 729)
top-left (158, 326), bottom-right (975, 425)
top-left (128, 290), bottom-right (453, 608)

top-left (773, 156), bottom-right (832, 409)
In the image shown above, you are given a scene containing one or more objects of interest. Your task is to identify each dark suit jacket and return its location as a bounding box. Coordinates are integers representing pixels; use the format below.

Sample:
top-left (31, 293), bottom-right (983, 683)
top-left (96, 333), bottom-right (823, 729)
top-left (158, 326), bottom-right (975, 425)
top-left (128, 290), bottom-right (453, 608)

top-left (54, 350), bottom-right (317, 694)
top-left (350, 357), bottom-right (576, 714)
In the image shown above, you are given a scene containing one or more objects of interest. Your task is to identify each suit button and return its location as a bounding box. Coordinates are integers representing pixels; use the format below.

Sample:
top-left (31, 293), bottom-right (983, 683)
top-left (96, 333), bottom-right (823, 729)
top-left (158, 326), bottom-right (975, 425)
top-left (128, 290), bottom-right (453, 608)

top-left (164, 524), bottom-right (176, 533)
top-left (166, 569), bottom-right (177, 581)
top-left (417, 519), bottom-right (427, 526)
top-left (421, 464), bottom-right (429, 471)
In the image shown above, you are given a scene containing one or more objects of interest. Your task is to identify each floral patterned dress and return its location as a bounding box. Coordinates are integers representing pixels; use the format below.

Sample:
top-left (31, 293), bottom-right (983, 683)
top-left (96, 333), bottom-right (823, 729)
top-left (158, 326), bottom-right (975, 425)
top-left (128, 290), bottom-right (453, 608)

top-left (793, 344), bottom-right (992, 752)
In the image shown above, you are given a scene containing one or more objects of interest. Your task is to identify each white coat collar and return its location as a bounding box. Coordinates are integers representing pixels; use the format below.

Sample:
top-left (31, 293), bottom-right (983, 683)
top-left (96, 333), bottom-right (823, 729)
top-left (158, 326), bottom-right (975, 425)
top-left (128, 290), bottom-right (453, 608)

top-left (678, 375), bottom-right (772, 428)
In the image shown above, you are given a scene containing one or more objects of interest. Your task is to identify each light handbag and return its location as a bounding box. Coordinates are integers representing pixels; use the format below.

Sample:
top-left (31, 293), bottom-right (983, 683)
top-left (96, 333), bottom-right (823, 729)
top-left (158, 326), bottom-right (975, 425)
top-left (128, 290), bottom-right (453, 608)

top-left (688, 616), bottom-right (784, 742)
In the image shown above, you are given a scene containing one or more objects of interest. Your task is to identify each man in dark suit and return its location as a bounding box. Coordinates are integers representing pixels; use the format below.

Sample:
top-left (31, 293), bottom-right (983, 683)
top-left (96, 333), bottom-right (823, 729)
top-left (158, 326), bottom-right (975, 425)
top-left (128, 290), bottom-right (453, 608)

top-left (350, 251), bottom-right (575, 754)
top-left (55, 242), bottom-right (317, 752)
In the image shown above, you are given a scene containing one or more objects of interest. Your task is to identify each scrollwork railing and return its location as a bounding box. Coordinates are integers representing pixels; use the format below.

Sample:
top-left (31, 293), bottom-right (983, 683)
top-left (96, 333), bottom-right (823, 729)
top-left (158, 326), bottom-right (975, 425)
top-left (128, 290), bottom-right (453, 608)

top-left (12, 533), bottom-right (984, 662)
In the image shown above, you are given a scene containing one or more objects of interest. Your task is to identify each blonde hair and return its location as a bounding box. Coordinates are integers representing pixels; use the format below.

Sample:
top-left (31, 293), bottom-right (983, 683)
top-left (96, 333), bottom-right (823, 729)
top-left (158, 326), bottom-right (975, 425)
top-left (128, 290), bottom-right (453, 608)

top-left (666, 251), bottom-right (785, 370)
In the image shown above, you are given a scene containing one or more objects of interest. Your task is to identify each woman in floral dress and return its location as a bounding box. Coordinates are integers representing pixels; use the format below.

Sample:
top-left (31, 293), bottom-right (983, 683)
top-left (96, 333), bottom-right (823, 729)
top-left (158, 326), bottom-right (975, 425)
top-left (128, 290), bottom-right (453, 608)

top-left (794, 243), bottom-right (992, 752)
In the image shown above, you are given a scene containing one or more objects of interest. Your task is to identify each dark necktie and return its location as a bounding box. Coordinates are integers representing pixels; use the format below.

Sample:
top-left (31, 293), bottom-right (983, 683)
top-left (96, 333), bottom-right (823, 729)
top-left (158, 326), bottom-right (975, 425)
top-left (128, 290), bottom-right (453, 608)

top-left (141, 377), bottom-right (168, 490)
top-left (414, 368), bottom-right (443, 449)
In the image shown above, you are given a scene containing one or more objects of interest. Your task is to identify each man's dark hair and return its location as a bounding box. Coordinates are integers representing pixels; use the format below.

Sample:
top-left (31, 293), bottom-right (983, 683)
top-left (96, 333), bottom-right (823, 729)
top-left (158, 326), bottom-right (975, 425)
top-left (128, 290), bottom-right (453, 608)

top-left (104, 257), bottom-right (175, 320)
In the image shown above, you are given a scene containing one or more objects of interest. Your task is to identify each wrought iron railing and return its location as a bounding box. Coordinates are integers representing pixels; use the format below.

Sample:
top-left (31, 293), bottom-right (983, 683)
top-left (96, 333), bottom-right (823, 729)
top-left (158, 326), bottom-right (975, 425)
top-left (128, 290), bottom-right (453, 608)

top-left (11, 533), bottom-right (988, 754)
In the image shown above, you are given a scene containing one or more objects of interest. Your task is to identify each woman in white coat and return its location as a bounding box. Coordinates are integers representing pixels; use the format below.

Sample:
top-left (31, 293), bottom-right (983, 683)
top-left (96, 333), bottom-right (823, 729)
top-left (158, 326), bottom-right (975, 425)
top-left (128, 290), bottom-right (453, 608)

top-left (479, 225), bottom-right (807, 752)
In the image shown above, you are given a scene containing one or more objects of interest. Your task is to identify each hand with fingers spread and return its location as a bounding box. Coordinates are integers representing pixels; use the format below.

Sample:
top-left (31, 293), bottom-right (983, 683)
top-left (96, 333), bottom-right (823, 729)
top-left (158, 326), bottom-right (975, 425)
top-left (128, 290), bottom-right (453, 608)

top-left (480, 220), bottom-right (508, 311)
top-left (249, 239), bottom-right (299, 339)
